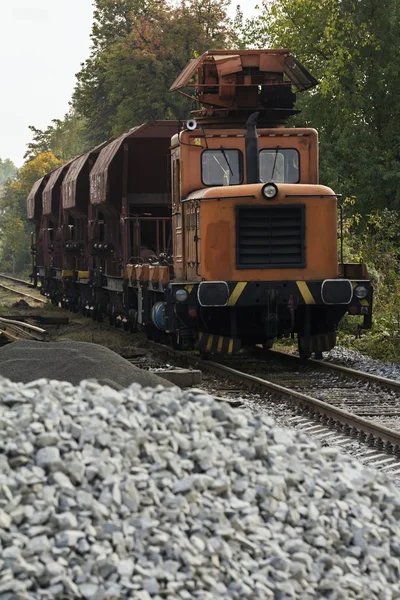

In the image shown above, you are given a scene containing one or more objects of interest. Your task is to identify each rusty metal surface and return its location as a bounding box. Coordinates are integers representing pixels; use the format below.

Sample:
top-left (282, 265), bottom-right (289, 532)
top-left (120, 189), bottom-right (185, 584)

top-left (90, 121), bottom-right (178, 206)
top-left (42, 162), bottom-right (73, 216)
top-left (170, 49), bottom-right (317, 93)
top-left (62, 154), bottom-right (88, 210)
top-left (284, 54), bottom-right (318, 90)
top-left (27, 176), bottom-right (46, 220)
top-left (169, 55), bottom-right (205, 92)
top-left (63, 141), bottom-right (110, 210)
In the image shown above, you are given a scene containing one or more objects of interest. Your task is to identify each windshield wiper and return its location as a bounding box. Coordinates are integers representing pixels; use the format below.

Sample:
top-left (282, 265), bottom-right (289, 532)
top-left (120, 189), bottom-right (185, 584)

top-left (270, 145), bottom-right (280, 181)
top-left (219, 146), bottom-right (234, 176)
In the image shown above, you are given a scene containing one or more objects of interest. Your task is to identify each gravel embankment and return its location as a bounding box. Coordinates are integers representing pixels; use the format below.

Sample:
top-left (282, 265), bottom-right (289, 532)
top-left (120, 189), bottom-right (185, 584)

top-left (1, 378), bottom-right (400, 599)
top-left (325, 346), bottom-right (400, 381)
top-left (0, 340), bottom-right (173, 389)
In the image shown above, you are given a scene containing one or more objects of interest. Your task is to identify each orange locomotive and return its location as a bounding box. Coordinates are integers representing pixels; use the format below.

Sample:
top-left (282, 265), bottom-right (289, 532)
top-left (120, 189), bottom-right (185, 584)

top-left (28, 49), bottom-right (372, 358)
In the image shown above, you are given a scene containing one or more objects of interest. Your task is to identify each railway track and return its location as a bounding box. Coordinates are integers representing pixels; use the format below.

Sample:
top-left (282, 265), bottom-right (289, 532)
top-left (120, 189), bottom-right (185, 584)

top-left (142, 341), bottom-right (400, 476)
top-left (0, 273), bottom-right (47, 304)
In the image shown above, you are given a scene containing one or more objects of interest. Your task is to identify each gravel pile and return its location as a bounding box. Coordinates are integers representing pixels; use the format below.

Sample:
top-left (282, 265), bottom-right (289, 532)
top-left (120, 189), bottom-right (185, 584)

top-left (0, 341), bottom-right (173, 389)
top-left (325, 346), bottom-right (400, 381)
top-left (1, 378), bottom-right (400, 599)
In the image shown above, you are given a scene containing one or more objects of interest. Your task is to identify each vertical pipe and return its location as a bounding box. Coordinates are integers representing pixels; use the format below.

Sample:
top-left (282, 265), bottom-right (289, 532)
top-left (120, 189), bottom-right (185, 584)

top-left (162, 221), bottom-right (166, 252)
top-left (245, 112), bottom-right (260, 184)
top-left (340, 204), bottom-right (344, 269)
top-left (122, 143), bottom-right (129, 265)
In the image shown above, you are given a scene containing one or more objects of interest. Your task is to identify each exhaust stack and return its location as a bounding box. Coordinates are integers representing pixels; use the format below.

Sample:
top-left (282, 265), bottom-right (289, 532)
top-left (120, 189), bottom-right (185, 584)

top-left (245, 112), bottom-right (260, 184)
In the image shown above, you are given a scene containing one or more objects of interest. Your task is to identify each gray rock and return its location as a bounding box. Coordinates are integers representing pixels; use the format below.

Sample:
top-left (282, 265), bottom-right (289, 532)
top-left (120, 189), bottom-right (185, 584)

top-left (117, 558), bottom-right (135, 578)
top-left (36, 446), bottom-right (61, 470)
top-left (55, 530), bottom-right (85, 547)
top-left (53, 471), bottom-right (75, 490)
top-left (0, 509), bottom-right (11, 530)
top-left (80, 583), bottom-right (100, 599)
top-left (54, 512), bottom-right (78, 530)
top-left (142, 578), bottom-right (160, 594)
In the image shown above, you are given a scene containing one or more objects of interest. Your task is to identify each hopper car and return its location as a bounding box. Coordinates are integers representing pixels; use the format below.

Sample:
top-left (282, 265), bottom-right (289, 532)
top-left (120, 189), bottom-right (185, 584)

top-left (27, 49), bottom-right (373, 358)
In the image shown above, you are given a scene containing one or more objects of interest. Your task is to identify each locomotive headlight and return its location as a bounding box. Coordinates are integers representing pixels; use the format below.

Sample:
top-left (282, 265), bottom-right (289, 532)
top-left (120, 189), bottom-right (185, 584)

top-left (262, 182), bottom-right (278, 200)
top-left (175, 289), bottom-right (189, 303)
top-left (354, 285), bottom-right (368, 299)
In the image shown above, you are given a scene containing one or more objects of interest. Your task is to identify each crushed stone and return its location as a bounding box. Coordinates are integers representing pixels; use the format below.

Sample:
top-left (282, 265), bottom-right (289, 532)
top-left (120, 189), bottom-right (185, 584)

top-left (0, 377), bottom-right (400, 598)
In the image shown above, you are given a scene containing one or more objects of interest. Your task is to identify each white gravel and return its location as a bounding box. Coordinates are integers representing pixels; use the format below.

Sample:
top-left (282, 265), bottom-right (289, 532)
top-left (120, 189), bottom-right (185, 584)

top-left (1, 377), bottom-right (400, 599)
top-left (324, 346), bottom-right (400, 381)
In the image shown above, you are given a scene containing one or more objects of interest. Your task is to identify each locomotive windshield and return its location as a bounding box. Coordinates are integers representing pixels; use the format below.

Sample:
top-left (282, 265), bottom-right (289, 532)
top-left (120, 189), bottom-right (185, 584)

top-left (202, 149), bottom-right (243, 186)
top-left (259, 149), bottom-right (300, 183)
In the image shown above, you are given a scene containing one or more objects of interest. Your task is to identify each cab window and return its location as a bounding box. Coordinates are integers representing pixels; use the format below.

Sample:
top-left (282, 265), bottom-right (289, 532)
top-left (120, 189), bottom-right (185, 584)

top-left (259, 149), bottom-right (300, 183)
top-left (202, 149), bottom-right (243, 186)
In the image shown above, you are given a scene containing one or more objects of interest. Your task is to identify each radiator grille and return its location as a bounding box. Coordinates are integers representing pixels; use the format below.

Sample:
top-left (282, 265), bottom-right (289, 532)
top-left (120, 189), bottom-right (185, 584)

top-left (236, 205), bottom-right (305, 268)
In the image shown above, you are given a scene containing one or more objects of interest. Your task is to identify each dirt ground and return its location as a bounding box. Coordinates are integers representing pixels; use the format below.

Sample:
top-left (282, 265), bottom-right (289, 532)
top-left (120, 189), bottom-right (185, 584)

top-left (0, 285), bottom-right (146, 359)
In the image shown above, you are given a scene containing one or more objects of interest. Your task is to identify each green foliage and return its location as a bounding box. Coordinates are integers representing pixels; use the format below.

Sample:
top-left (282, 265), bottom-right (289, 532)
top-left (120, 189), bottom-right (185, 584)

top-left (338, 204), bottom-right (400, 361)
top-left (244, 0), bottom-right (400, 213)
top-left (73, 0), bottom-right (235, 145)
top-left (0, 153), bottom-right (61, 275)
top-left (24, 111), bottom-right (88, 163)
top-left (242, 0), bottom-right (400, 361)
top-left (0, 158), bottom-right (17, 187)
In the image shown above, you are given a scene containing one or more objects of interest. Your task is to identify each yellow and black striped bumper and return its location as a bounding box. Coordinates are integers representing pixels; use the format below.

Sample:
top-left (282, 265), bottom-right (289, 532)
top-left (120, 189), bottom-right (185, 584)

top-left (198, 332), bottom-right (241, 355)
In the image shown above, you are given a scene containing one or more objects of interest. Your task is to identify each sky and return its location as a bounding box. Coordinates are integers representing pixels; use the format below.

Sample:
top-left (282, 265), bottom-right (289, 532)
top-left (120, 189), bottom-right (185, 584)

top-left (0, 0), bottom-right (260, 168)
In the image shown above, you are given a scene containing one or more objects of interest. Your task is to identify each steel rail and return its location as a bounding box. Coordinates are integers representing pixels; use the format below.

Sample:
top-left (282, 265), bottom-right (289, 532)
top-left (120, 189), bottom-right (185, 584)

top-left (266, 348), bottom-right (400, 393)
top-left (0, 273), bottom-right (32, 286)
top-left (146, 341), bottom-right (400, 451)
top-left (0, 282), bottom-right (47, 304)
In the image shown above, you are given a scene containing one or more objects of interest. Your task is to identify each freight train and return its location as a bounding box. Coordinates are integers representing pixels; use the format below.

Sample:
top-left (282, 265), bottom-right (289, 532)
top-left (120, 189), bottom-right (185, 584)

top-left (27, 49), bottom-right (373, 358)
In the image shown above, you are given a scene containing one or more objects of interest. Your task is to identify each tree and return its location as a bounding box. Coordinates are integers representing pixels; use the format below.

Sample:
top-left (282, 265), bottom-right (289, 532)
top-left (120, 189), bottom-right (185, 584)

top-left (73, 0), bottom-right (235, 144)
top-left (243, 0), bottom-right (400, 213)
top-left (0, 158), bottom-right (17, 187)
top-left (0, 152), bottom-right (61, 274)
top-left (24, 110), bottom-right (88, 162)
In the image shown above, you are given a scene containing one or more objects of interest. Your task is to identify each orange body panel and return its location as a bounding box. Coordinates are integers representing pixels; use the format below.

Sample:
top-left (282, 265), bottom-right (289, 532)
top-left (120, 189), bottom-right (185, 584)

top-left (185, 183), bottom-right (338, 282)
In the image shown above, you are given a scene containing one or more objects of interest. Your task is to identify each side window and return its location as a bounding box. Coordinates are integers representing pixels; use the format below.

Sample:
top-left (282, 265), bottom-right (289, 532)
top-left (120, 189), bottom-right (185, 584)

top-left (259, 149), bottom-right (300, 183)
top-left (202, 149), bottom-right (243, 186)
